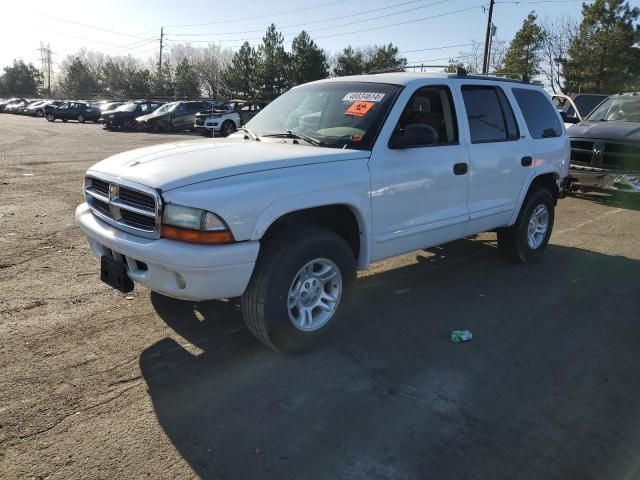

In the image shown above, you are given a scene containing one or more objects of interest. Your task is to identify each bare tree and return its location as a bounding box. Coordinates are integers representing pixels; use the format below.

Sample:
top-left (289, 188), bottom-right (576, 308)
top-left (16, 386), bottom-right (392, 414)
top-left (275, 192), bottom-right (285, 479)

top-left (193, 44), bottom-right (234, 99)
top-left (489, 38), bottom-right (507, 73)
top-left (540, 16), bottom-right (578, 93)
top-left (459, 40), bottom-right (484, 74)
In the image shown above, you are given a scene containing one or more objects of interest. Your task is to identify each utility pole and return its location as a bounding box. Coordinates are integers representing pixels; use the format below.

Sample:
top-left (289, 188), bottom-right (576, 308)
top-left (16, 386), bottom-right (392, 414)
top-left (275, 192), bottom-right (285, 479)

top-left (158, 27), bottom-right (164, 83)
top-left (482, 0), bottom-right (495, 74)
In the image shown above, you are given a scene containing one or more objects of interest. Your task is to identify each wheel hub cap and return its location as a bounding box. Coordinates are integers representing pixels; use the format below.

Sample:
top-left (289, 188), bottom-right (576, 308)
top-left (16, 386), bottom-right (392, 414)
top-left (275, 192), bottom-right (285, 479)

top-left (288, 258), bottom-right (342, 332)
top-left (527, 204), bottom-right (549, 249)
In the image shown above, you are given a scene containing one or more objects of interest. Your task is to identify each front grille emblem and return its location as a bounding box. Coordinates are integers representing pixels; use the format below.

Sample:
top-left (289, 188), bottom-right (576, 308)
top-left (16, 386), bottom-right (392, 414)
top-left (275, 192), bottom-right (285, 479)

top-left (592, 142), bottom-right (604, 165)
top-left (109, 184), bottom-right (119, 199)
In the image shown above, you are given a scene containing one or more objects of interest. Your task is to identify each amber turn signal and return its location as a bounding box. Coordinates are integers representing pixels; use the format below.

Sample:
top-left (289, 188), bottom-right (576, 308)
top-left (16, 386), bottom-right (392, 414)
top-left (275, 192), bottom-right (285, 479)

top-left (161, 225), bottom-right (235, 244)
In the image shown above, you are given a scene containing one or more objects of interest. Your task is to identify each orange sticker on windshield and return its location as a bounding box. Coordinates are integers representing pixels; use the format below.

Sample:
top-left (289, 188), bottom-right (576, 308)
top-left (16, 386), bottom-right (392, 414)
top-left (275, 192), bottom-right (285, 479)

top-left (345, 101), bottom-right (374, 117)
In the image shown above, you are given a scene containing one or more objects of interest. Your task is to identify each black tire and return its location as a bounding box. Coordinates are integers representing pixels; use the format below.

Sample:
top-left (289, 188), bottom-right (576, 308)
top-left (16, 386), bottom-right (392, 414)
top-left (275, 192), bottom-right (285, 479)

top-left (77, 114), bottom-right (85, 123)
top-left (497, 186), bottom-right (555, 263)
top-left (36, 110), bottom-right (44, 117)
top-left (221, 120), bottom-right (236, 137)
top-left (46, 113), bottom-right (55, 122)
top-left (241, 227), bottom-right (356, 354)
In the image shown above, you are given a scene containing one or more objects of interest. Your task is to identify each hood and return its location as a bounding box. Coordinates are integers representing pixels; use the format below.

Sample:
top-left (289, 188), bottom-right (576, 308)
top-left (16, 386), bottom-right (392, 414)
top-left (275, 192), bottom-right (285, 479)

top-left (87, 138), bottom-right (368, 191)
top-left (569, 121), bottom-right (640, 142)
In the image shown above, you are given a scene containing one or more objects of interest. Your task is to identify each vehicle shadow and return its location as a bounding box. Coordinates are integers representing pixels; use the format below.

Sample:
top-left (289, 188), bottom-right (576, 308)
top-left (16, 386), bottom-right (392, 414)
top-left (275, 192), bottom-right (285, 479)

top-left (569, 191), bottom-right (640, 211)
top-left (141, 239), bottom-right (640, 480)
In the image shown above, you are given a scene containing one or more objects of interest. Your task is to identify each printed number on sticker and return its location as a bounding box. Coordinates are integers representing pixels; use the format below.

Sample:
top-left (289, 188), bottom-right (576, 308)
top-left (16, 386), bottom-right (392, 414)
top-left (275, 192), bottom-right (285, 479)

top-left (342, 92), bottom-right (385, 103)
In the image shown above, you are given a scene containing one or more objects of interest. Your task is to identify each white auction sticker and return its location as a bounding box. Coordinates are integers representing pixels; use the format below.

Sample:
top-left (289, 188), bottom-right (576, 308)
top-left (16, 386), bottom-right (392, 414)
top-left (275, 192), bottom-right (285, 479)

top-left (342, 92), bottom-right (386, 103)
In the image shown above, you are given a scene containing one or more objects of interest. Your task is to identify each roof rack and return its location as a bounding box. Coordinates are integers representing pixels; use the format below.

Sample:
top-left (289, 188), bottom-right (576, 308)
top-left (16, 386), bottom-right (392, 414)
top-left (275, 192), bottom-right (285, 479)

top-left (367, 64), bottom-right (468, 76)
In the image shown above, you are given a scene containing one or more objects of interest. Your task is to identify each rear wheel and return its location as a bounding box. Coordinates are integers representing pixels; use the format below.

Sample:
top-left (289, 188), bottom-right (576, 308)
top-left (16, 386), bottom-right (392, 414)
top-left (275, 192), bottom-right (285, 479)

top-left (241, 227), bottom-right (356, 353)
top-left (46, 113), bottom-right (55, 122)
top-left (497, 186), bottom-right (555, 263)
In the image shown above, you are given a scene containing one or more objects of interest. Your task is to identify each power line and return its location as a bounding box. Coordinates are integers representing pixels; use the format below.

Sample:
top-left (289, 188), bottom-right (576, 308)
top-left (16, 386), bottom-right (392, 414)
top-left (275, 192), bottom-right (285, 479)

top-left (165, 0), bottom-right (347, 28)
top-left (399, 43), bottom-right (477, 54)
top-left (169, 3), bottom-right (485, 44)
top-left (169, 0), bottom-right (450, 37)
top-left (30, 12), bottom-right (155, 41)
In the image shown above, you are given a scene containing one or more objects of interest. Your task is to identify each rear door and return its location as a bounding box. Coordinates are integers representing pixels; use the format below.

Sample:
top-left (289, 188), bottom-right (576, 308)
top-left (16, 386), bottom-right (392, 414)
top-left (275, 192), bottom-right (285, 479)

top-left (456, 83), bottom-right (533, 234)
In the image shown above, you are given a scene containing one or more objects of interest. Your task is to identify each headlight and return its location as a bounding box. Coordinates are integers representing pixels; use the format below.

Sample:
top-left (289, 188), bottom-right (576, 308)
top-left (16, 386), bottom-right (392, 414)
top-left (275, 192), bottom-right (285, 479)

top-left (161, 204), bottom-right (233, 244)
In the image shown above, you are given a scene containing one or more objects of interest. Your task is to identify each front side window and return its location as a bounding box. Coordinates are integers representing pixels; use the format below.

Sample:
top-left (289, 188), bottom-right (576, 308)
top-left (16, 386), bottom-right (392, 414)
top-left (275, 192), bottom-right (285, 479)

top-left (512, 88), bottom-right (562, 139)
top-left (461, 85), bottom-right (519, 143)
top-left (394, 86), bottom-right (458, 146)
top-left (246, 81), bottom-right (402, 150)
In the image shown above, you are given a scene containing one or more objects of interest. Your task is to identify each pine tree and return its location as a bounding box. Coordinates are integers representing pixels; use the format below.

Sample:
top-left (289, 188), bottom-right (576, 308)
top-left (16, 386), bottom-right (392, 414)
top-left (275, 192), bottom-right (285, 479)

top-left (222, 42), bottom-right (259, 98)
top-left (257, 24), bottom-right (289, 99)
top-left (174, 57), bottom-right (200, 98)
top-left (333, 46), bottom-right (366, 76)
top-left (564, 0), bottom-right (640, 93)
top-left (364, 43), bottom-right (407, 72)
top-left (289, 31), bottom-right (328, 86)
top-left (0, 60), bottom-right (43, 96)
top-left (500, 12), bottom-right (545, 79)
top-left (61, 57), bottom-right (98, 97)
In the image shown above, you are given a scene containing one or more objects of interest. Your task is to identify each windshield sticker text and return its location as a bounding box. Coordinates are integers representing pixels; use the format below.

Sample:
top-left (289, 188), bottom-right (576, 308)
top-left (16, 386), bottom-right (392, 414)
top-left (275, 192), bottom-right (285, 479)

top-left (342, 92), bottom-right (385, 103)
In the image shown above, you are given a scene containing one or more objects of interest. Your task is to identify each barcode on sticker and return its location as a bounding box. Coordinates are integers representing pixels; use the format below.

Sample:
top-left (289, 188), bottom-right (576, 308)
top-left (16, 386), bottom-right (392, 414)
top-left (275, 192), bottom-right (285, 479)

top-left (342, 92), bottom-right (385, 103)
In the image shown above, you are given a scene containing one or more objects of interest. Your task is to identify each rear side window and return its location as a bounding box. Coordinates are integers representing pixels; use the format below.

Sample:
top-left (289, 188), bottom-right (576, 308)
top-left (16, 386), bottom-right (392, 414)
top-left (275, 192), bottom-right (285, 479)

top-left (461, 86), bottom-right (519, 143)
top-left (512, 88), bottom-right (562, 139)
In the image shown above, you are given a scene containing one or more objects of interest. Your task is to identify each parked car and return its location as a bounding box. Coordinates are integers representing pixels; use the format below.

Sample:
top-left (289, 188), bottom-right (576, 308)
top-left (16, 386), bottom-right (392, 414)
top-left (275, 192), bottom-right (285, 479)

top-left (22, 100), bottom-right (53, 117)
top-left (0, 98), bottom-right (26, 113)
top-left (101, 100), bottom-right (164, 130)
top-left (41, 101), bottom-right (65, 117)
top-left (193, 104), bottom-right (241, 136)
top-left (45, 101), bottom-right (100, 123)
top-left (553, 93), bottom-right (608, 128)
top-left (4, 99), bottom-right (30, 114)
top-left (136, 100), bottom-right (213, 132)
top-left (76, 72), bottom-right (569, 353)
top-left (568, 92), bottom-right (640, 195)
top-left (99, 101), bottom-right (124, 112)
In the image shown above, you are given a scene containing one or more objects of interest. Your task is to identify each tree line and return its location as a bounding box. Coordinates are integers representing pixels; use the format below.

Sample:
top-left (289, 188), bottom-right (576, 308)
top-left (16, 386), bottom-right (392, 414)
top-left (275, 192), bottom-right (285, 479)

top-left (448, 0), bottom-right (639, 93)
top-left (1, 0), bottom-right (638, 99)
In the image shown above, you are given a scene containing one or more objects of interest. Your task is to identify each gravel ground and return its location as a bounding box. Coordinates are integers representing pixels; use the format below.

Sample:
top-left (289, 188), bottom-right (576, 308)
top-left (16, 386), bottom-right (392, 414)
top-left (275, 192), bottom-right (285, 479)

top-left (1, 113), bottom-right (639, 480)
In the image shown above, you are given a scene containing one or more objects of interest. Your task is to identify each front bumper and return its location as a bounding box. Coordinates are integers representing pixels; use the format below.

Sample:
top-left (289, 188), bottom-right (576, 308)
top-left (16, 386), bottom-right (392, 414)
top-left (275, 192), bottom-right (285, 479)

top-left (75, 203), bottom-right (259, 301)
top-left (569, 165), bottom-right (640, 194)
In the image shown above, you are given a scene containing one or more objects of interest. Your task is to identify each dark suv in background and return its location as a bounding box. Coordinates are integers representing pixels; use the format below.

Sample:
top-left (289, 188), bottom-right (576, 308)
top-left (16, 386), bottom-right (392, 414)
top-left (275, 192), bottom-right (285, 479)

top-left (100, 100), bottom-right (164, 130)
top-left (46, 101), bottom-right (101, 123)
top-left (136, 100), bottom-right (213, 132)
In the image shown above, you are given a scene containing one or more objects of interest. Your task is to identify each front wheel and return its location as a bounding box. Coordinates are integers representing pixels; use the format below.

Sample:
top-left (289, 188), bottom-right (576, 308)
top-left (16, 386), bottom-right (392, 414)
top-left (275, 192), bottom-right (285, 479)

top-left (220, 120), bottom-right (236, 137)
top-left (241, 227), bottom-right (356, 353)
top-left (497, 186), bottom-right (555, 263)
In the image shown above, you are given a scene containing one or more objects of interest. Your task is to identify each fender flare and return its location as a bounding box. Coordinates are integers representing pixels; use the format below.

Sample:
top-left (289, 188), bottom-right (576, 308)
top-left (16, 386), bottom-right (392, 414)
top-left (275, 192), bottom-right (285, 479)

top-left (250, 192), bottom-right (372, 268)
top-left (508, 167), bottom-right (561, 225)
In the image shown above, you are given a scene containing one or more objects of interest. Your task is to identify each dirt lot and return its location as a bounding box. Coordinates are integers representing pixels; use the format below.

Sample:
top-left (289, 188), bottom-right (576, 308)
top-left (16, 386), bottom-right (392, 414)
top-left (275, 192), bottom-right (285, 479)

top-left (1, 113), bottom-right (640, 480)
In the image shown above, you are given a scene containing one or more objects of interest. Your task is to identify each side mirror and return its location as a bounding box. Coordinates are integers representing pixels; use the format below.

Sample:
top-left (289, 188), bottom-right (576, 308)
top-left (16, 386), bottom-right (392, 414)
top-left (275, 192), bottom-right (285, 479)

top-left (389, 124), bottom-right (438, 149)
top-left (560, 111), bottom-right (580, 124)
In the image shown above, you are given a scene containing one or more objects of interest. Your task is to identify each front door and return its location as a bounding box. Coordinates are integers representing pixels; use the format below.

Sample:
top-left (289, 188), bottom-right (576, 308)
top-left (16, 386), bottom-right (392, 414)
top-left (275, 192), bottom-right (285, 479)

top-left (370, 83), bottom-right (470, 262)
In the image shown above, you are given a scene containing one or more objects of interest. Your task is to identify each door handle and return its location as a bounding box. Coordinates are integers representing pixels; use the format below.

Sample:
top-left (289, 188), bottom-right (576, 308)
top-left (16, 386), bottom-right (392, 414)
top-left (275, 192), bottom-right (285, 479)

top-left (521, 156), bottom-right (533, 167)
top-left (453, 163), bottom-right (468, 175)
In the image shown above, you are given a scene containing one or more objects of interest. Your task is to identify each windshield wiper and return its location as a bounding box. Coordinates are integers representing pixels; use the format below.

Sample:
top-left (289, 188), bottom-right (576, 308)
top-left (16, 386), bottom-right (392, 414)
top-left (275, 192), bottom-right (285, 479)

top-left (262, 130), bottom-right (324, 146)
top-left (237, 126), bottom-right (260, 141)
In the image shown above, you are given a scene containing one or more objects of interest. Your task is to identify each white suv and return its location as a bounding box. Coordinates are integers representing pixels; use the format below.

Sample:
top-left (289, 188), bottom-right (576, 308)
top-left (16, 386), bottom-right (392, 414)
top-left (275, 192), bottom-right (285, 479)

top-left (76, 72), bottom-right (569, 353)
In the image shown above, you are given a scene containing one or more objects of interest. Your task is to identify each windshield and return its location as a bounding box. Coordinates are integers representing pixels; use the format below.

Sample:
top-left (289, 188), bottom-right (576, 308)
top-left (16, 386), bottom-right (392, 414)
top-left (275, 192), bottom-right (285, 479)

top-left (153, 102), bottom-right (178, 115)
top-left (586, 96), bottom-right (640, 122)
top-left (116, 103), bottom-right (139, 112)
top-left (245, 81), bottom-right (402, 149)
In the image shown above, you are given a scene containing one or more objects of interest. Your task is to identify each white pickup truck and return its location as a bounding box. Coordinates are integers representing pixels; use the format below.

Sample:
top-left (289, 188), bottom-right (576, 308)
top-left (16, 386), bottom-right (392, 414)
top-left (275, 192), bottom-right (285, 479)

top-left (76, 72), bottom-right (570, 353)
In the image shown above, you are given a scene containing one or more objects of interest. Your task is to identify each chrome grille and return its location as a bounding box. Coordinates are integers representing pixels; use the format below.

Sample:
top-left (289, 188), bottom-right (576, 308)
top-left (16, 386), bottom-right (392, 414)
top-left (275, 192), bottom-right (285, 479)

top-left (84, 175), bottom-right (162, 239)
top-left (570, 139), bottom-right (640, 171)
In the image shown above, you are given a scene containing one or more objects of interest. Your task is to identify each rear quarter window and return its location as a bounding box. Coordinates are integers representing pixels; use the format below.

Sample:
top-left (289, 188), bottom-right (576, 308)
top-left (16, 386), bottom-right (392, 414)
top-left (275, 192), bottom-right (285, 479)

top-left (512, 88), bottom-right (562, 139)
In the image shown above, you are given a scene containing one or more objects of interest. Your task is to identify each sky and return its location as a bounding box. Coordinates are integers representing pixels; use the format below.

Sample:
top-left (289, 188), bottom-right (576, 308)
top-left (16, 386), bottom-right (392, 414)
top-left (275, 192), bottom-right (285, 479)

top-left (1, 0), bottom-right (639, 74)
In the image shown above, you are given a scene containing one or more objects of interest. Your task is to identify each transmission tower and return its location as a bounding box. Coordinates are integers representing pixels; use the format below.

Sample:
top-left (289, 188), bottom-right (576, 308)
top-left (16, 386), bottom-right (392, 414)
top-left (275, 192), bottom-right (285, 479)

top-left (38, 42), bottom-right (53, 95)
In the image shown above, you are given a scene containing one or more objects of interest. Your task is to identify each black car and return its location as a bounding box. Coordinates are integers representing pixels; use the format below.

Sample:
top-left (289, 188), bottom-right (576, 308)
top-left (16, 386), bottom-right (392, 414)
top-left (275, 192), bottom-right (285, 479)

top-left (101, 100), bottom-right (164, 130)
top-left (24, 100), bottom-right (61, 117)
top-left (136, 100), bottom-right (213, 132)
top-left (46, 101), bottom-right (101, 123)
top-left (568, 92), bottom-right (640, 195)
